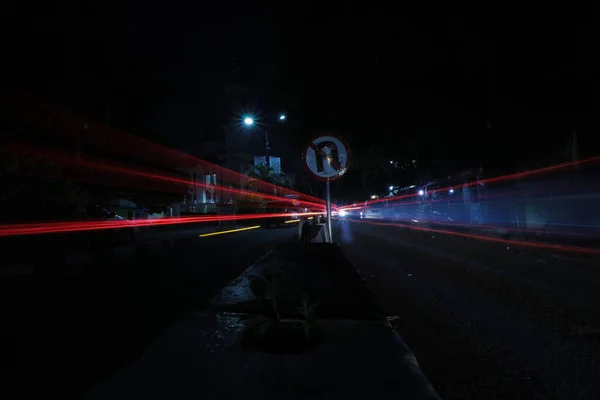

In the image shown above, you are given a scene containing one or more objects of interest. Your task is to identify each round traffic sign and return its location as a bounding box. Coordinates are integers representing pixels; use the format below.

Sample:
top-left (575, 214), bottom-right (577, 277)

top-left (302, 134), bottom-right (351, 181)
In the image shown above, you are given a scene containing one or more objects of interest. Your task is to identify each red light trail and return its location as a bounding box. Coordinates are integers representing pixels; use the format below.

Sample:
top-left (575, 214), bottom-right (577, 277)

top-left (349, 219), bottom-right (600, 256)
top-left (0, 212), bottom-right (323, 237)
top-left (341, 156), bottom-right (600, 209)
top-left (386, 219), bottom-right (600, 239)
top-left (4, 92), bottom-right (325, 206)
top-left (4, 139), bottom-right (326, 210)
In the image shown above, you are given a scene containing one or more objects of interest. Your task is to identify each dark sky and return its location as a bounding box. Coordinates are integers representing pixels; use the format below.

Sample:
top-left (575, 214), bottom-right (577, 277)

top-left (3, 1), bottom-right (594, 194)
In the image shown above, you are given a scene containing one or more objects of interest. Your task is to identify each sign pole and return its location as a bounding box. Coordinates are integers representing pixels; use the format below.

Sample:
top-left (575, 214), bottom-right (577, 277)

top-left (301, 134), bottom-right (351, 245)
top-left (264, 130), bottom-right (270, 167)
top-left (326, 180), bottom-right (333, 243)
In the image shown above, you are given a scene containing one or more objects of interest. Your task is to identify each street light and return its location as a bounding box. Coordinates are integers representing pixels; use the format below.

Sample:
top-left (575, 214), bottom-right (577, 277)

top-left (242, 114), bottom-right (286, 167)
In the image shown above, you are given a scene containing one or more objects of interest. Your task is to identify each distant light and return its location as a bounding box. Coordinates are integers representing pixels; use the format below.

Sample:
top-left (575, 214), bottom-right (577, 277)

top-left (389, 185), bottom-right (394, 191)
top-left (279, 114), bottom-right (286, 121)
top-left (449, 189), bottom-right (454, 194)
top-left (370, 195), bottom-right (377, 199)
top-left (338, 210), bottom-right (348, 217)
top-left (418, 190), bottom-right (424, 196)
top-left (244, 117), bottom-right (254, 125)
top-left (390, 160), bottom-right (394, 164)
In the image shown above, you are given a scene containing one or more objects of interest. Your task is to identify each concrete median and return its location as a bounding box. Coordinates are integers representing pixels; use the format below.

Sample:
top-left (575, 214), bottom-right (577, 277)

top-left (88, 243), bottom-right (440, 399)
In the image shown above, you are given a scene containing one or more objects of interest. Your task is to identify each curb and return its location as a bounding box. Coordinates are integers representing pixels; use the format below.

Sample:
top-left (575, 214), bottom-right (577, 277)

top-left (387, 322), bottom-right (442, 399)
top-left (209, 243), bottom-right (440, 399)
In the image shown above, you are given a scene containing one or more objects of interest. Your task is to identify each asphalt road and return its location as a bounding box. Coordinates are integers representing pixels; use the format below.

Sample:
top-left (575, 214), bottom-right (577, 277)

top-left (336, 218), bottom-right (600, 400)
top-left (1, 223), bottom-right (296, 398)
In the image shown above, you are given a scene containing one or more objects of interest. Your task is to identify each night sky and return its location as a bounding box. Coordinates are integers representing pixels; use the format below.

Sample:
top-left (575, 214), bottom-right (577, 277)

top-left (3, 1), bottom-right (594, 196)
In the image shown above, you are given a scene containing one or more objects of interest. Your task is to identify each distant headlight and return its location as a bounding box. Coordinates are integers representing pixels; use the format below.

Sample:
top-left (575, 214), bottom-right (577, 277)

top-left (338, 210), bottom-right (348, 217)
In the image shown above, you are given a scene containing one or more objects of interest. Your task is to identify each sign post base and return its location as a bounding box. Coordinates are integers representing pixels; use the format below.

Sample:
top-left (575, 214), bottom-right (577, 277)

top-left (326, 180), bottom-right (333, 243)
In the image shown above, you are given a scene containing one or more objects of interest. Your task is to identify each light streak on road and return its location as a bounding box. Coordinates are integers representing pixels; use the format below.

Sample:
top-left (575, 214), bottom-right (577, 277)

top-left (5, 140), bottom-right (326, 210)
top-left (0, 212), bottom-right (323, 237)
top-left (350, 219), bottom-right (600, 256)
top-left (342, 156), bottom-right (600, 209)
top-left (199, 225), bottom-right (261, 237)
top-left (6, 93), bottom-right (325, 204)
top-left (400, 219), bottom-right (600, 239)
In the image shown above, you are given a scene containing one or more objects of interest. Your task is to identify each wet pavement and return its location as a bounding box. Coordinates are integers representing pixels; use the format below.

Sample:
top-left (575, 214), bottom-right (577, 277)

top-left (336, 218), bottom-right (600, 400)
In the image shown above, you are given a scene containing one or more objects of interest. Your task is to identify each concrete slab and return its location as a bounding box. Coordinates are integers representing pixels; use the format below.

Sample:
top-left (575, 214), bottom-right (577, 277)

top-left (211, 243), bottom-right (383, 320)
top-left (86, 311), bottom-right (440, 400)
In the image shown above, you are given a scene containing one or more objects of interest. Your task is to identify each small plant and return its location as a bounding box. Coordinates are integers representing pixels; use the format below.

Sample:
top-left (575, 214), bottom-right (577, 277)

top-left (242, 314), bottom-right (273, 341)
top-left (297, 294), bottom-right (317, 320)
top-left (250, 271), bottom-right (282, 322)
top-left (242, 272), bottom-right (321, 352)
top-left (292, 294), bottom-right (318, 341)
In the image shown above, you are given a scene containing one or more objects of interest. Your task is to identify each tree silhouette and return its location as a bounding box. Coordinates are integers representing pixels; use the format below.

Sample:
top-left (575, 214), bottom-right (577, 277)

top-left (246, 163), bottom-right (294, 191)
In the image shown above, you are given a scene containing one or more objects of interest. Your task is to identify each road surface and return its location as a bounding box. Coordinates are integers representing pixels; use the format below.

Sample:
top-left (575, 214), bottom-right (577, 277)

top-left (336, 218), bottom-right (600, 400)
top-left (1, 223), bottom-right (296, 398)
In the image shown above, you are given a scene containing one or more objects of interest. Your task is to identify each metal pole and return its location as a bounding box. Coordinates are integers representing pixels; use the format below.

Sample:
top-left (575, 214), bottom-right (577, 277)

top-left (326, 180), bottom-right (333, 243)
top-left (265, 130), bottom-right (270, 167)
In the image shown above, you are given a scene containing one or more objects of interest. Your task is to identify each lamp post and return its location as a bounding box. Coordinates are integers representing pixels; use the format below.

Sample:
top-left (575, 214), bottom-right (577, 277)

top-left (243, 114), bottom-right (286, 167)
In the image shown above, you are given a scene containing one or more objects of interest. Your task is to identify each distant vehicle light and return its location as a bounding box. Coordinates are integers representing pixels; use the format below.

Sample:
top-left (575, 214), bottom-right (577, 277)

top-left (418, 190), bottom-right (424, 196)
top-left (338, 210), bottom-right (348, 217)
top-left (449, 189), bottom-right (454, 194)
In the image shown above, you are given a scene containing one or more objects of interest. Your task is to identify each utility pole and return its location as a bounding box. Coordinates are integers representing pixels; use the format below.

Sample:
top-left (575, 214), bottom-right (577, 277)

top-left (264, 130), bottom-right (270, 167)
top-left (244, 114), bottom-right (285, 169)
top-left (571, 131), bottom-right (579, 171)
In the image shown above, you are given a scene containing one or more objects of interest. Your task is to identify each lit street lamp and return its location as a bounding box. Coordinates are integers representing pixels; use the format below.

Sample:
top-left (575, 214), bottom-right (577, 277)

top-left (242, 114), bottom-right (286, 167)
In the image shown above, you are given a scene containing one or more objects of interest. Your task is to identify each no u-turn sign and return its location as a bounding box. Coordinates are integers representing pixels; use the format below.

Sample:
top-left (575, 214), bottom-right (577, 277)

top-left (302, 134), bottom-right (351, 181)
